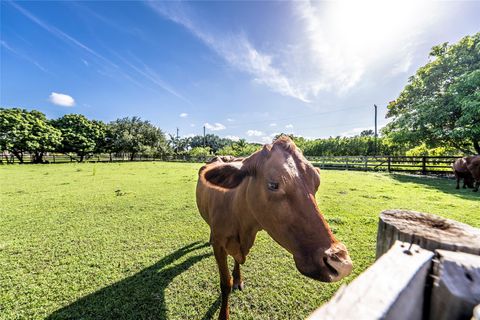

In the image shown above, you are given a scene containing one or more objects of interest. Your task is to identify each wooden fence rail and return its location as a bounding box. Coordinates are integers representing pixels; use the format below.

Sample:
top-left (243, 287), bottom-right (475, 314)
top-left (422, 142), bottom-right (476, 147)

top-left (0, 153), bottom-right (462, 175)
top-left (307, 155), bottom-right (461, 175)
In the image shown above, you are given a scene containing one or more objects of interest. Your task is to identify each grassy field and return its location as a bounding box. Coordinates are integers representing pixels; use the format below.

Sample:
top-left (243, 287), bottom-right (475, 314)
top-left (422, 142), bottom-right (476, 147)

top-left (1, 162), bottom-right (478, 320)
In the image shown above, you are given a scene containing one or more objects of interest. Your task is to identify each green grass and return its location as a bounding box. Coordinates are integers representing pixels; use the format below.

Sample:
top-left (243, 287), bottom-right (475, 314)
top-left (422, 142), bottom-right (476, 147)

top-left (0, 162), bottom-right (478, 320)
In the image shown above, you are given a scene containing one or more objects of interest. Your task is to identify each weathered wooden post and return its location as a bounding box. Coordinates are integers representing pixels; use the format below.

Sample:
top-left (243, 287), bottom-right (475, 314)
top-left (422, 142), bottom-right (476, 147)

top-left (429, 250), bottom-right (480, 320)
top-left (376, 209), bottom-right (480, 259)
top-left (422, 156), bottom-right (427, 175)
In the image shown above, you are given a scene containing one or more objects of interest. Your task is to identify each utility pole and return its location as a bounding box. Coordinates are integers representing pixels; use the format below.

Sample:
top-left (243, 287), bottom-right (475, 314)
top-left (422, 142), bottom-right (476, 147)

top-left (176, 127), bottom-right (179, 155)
top-left (203, 125), bottom-right (206, 148)
top-left (374, 104), bottom-right (378, 155)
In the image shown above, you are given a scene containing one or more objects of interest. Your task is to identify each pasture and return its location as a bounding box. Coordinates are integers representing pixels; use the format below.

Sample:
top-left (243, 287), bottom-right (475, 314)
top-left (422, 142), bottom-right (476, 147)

top-left (0, 162), bottom-right (478, 320)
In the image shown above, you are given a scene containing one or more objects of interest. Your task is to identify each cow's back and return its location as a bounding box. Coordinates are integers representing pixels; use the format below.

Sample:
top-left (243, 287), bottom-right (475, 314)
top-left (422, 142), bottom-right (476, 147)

top-left (453, 158), bottom-right (469, 173)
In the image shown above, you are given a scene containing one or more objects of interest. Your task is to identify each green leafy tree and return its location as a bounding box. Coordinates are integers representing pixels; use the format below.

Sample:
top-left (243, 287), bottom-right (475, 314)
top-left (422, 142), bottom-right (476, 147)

top-left (217, 140), bottom-right (261, 157)
top-left (52, 114), bottom-right (105, 162)
top-left (189, 146), bottom-right (211, 158)
top-left (383, 33), bottom-right (480, 154)
top-left (0, 108), bottom-right (61, 163)
top-left (189, 134), bottom-right (234, 153)
top-left (109, 117), bottom-right (167, 160)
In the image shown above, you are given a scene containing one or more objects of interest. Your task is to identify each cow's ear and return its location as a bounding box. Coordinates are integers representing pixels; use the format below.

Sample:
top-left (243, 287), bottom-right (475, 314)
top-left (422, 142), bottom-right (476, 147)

top-left (203, 163), bottom-right (248, 189)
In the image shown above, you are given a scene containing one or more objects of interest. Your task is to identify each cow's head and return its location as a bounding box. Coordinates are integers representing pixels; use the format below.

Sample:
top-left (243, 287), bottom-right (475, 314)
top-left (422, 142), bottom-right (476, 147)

top-left (203, 136), bottom-right (352, 282)
top-left (466, 156), bottom-right (480, 192)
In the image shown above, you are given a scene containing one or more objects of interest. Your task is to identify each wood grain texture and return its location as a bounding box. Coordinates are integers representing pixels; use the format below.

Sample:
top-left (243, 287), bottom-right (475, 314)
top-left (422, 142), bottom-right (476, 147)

top-left (376, 210), bottom-right (480, 259)
top-left (429, 250), bottom-right (480, 320)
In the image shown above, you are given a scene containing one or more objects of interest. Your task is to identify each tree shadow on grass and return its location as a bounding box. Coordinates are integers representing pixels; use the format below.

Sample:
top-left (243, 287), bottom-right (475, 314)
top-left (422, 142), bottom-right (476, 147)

top-left (47, 242), bottom-right (218, 320)
top-left (390, 173), bottom-right (479, 200)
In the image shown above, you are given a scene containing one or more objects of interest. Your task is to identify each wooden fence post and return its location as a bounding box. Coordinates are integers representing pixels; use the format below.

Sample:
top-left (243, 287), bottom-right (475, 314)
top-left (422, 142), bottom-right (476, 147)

top-left (429, 250), bottom-right (480, 320)
top-left (388, 156), bottom-right (391, 172)
top-left (422, 156), bottom-right (427, 175)
top-left (376, 209), bottom-right (480, 259)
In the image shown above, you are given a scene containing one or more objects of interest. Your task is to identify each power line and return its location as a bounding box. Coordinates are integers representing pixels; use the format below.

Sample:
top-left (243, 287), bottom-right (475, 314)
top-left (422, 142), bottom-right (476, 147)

top-left (218, 105), bottom-right (369, 128)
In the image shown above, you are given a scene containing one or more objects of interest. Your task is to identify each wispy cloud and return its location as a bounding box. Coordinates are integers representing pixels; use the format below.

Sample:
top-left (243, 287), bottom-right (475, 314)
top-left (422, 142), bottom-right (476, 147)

top-left (180, 112), bottom-right (188, 118)
top-left (113, 52), bottom-right (190, 103)
top-left (147, 2), bottom-right (309, 103)
top-left (49, 92), bottom-right (75, 107)
top-left (285, 124), bottom-right (294, 129)
top-left (205, 122), bottom-right (226, 131)
top-left (145, 1), bottom-right (442, 103)
top-left (246, 129), bottom-right (264, 137)
top-left (9, 2), bottom-right (187, 102)
top-left (8, 2), bottom-right (118, 69)
top-left (1, 40), bottom-right (48, 73)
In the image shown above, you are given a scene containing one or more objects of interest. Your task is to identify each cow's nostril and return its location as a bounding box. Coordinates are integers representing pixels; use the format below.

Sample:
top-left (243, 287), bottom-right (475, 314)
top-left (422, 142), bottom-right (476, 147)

top-left (323, 256), bottom-right (339, 277)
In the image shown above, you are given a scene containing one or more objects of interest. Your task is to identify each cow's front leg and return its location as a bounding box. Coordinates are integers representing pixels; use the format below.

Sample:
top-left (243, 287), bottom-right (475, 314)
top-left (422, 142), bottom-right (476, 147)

top-left (213, 245), bottom-right (232, 320)
top-left (232, 261), bottom-right (244, 291)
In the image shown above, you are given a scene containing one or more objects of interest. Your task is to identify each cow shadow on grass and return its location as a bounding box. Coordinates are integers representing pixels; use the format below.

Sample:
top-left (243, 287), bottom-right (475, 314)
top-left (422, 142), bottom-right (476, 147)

top-left (390, 174), bottom-right (478, 200)
top-left (47, 241), bottom-right (218, 320)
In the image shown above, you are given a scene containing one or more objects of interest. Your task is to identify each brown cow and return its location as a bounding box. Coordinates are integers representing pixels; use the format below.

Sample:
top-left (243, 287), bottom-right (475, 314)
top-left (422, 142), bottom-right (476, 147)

top-left (466, 156), bottom-right (480, 192)
top-left (196, 136), bottom-right (352, 320)
top-left (452, 157), bottom-right (475, 189)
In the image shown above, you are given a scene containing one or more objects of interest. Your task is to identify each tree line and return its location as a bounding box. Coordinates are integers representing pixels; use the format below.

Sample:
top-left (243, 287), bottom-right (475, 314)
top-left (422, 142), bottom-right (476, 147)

top-left (0, 108), bottom-right (262, 163)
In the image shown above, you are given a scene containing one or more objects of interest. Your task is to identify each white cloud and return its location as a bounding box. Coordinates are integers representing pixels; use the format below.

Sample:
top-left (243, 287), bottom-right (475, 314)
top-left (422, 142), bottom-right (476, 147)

top-left (147, 2), bottom-right (309, 102)
top-left (227, 118), bottom-right (234, 122)
top-left (261, 136), bottom-right (273, 143)
top-left (183, 133), bottom-right (195, 138)
top-left (225, 135), bottom-right (240, 141)
top-left (180, 112), bottom-right (188, 118)
top-left (49, 92), bottom-right (75, 107)
top-left (246, 130), bottom-right (264, 137)
top-left (285, 124), bottom-right (294, 129)
top-left (205, 122), bottom-right (226, 131)
top-left (270, 123), bottom-right (277, 127)
top-left (190, 123), bottom-right (196, 127)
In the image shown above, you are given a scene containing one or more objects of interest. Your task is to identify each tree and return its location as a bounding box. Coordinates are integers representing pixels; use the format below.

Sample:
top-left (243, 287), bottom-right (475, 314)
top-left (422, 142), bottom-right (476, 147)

top-left (360, 130), bottom-right (374, 137)
top-left (0, 108), bottom-right (61, 163)
top-left (189, 146), bottom-right (211, 158)
top-left (109, 117), bottom-right (167, 160)
top-left (217, 140), bottom-right (260, 156)
top-left (52, 114), bottom-right (105, 162)
top-left (168, 134), bottom-right (190, 155)
top-left (383, 33), bottom-right (480, 154)
top-left (189, 134), bottom-right (233, 153)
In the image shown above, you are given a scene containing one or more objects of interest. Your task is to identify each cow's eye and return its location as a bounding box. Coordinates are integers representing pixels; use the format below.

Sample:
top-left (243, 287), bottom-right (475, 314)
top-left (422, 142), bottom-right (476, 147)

top-left (267, 182), bottom-right (279, 191)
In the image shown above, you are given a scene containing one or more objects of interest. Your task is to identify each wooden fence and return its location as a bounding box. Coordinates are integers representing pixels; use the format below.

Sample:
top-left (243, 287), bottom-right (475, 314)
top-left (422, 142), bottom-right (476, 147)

top-left (308, 155), bottom-right (460, 175)
top-left (0, 153), bottom-right (461, 175)
top-left (0, 153), bottom-right (209, 165)
top-left (309, 210), bottom-right (480, 320)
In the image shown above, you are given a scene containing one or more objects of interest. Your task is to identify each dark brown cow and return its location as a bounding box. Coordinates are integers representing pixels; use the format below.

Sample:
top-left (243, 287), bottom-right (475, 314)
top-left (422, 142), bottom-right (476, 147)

top-left (196, 136), bottom-right (352, 320)
top-left (466, 156), bottom-right (480, 192)
top-left (453, 157), bottom-right (475, 189)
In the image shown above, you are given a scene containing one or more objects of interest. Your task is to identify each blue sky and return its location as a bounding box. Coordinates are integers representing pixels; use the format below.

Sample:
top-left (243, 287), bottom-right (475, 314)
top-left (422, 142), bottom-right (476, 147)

top-left (1, 1), bottom-right (479, 143)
